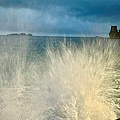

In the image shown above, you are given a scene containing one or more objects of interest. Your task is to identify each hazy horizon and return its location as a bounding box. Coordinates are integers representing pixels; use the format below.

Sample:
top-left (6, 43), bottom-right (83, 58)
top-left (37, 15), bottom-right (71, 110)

top-left (0, 31), bottom-right (109, 37)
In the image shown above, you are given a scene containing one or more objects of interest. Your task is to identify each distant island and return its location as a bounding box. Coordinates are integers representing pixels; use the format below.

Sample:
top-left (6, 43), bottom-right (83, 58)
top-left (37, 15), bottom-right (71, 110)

top-left (109, 26), bottom-right (120, 39)
top-left (7, 33), bottom-right (33, 36)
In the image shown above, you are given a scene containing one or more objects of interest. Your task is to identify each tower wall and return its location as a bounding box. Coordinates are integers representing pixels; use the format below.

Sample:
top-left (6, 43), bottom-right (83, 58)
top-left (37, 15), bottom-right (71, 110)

top-left (110, 26), bottom-right (117, 32)
top-left (109, 26), bottom-right (120, 39)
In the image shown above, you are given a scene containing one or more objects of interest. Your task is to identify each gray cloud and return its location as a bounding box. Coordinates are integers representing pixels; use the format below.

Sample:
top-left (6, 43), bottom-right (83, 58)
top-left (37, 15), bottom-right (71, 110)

top-left (0, 6), bottom-right (111, 36)
top-left (0, 0), bottom-right (120, 36)
top-left (68, 1), bottom-right (120, 20)
top-left (1, 0), bottom-right (120, 22)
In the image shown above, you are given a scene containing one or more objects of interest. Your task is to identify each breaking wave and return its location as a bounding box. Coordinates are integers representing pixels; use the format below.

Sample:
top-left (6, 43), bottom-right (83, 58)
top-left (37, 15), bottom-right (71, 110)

top-left (0, 36), bottom-right (120, 120)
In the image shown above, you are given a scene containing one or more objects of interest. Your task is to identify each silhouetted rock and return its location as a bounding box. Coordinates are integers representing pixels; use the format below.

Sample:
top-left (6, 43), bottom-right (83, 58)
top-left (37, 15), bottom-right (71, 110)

top-left (7, 33), bottom-right (19, 36)
top-left (27, 33), bottom-right (33, 36)
top-left (109, 26), bottom-right (120, 39)
top-left (20, 33), bottom-right (26, 36)
top-left (7, 33), bottom-right (33, 36)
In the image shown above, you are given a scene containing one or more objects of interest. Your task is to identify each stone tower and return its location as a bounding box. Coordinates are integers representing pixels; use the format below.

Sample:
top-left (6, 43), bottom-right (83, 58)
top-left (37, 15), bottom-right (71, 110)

top-left (110, 26), bottom-right (117, 32)
top-left (109, 26), bottom-right (120, 39)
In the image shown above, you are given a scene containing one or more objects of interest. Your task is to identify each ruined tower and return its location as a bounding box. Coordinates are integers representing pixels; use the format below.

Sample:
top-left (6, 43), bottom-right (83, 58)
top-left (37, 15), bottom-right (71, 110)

top-left (110, 26), bottom-right (117, 32)
top-left (109, 26), bottom-right (120, 39)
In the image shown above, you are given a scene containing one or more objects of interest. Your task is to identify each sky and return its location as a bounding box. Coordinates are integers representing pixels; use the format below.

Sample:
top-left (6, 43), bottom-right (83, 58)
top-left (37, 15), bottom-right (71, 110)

top-left (0, 0), bottom-right (120, 36)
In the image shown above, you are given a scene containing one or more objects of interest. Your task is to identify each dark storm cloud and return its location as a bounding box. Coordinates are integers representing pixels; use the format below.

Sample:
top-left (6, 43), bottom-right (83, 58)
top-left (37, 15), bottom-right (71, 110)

top-left (68, 0), bottom-right (120, 22)
top-left (0, 0), bottom-right (61, 8)
top-left (0, 0), bottom-right (120, 35)
top-left (0, 0), bottom-right (120, 23)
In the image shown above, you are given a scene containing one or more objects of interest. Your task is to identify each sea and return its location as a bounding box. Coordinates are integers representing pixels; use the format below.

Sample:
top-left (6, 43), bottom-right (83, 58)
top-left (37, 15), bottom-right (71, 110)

top-left (0, 35), bottom-right (120, 120)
